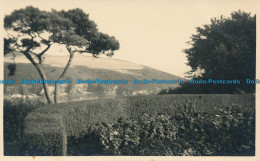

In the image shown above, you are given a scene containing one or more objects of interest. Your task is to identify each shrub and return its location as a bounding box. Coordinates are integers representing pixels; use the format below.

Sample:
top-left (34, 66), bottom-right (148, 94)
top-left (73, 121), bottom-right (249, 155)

top-left (23, 107), bottom-right (67, 156)
top-left (4, 99), bottom-right (43, 155)
top-left (47, 94), bottom-right (254, 138)
top-left (71, 105), bottom-right (255, 156)
top-left (4, 99), bottom-right (42, 142)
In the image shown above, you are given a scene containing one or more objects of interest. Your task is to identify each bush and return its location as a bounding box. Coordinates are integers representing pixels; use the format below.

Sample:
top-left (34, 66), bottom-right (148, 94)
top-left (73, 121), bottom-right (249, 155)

top-left (4, 99), bottom-right (42, 142)
top-left (46, 94), bottom-right (254, 138)
top-left (92, 113), bottom-right (180, 155)
top-left (69, 105), bottom-right (255, 156)
top-left (4, 99), bottom-right (43, 155)
top-left (23, 107), bottom-right (67, 156)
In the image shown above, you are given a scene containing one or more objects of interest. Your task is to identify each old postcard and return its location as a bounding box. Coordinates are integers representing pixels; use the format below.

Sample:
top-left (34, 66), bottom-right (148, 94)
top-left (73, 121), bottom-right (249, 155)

top-left (0, 0), bottom-right (259, 161)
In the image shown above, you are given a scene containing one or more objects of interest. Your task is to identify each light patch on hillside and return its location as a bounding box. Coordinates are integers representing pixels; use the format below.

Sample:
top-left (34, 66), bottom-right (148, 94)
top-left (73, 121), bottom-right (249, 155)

top-left (4, 54), bottom-right (144, 70)
top-left (115, 69), bottom-right (136, 75)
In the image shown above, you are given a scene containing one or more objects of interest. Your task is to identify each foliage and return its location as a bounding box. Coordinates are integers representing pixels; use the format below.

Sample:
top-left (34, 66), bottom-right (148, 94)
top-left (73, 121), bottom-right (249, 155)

top-left (72, 105), bottom-right (254, 156)
top-left (4, 6), bottom-right (120, 103)
top-left (4, 99), bottom-right (42, 142)
top-left (159, 80), bottom-right (247, 94)
top-left (23, 130), bottom-right (67, 156)
top-left (4, 99), bottom-right (67, 156)
top-left (4, 6), bottom-right (119, 53)
top-left (165, 10), bottom-right (256, 94)
top-left (7, 63), bottom-right (16, 76)
top-left (10, 94), bottom-right (253, 155)
top-left (4, 99), bottom-right (42, 155)
top-left (38, 94), bottom-right (254, 138)
top-left (90, 113), bottom-right (179, 155)
top-left (23, 105), bottom-right (67, 156)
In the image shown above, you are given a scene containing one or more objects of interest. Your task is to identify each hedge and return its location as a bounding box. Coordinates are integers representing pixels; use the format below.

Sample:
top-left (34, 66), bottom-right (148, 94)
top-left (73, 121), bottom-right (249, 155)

top-left (23, 107), bottom-right (67, 156)
top-left (55, 94), bottom-right (255, 137)
top-left (23, 94), bottom-right (255, 155)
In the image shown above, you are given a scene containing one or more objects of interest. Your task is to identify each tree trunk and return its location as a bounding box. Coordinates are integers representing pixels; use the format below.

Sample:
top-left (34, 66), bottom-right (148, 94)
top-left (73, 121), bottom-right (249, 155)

top-left (54, 52), bottom-right (74, 103)
top-left (23, 51), bottom-right (53, 104)
top-left (34, 64), bottom-right (53, 104)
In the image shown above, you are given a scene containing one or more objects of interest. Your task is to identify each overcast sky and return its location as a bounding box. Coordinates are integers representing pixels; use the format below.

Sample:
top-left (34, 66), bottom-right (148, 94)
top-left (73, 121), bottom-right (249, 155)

top-left (2, 0), bottom-right (258, 77)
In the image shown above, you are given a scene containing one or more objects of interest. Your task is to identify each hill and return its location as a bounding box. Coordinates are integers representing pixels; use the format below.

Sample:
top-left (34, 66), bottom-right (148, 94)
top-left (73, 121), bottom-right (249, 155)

top-left (4, 54), bottom-right (183, 102)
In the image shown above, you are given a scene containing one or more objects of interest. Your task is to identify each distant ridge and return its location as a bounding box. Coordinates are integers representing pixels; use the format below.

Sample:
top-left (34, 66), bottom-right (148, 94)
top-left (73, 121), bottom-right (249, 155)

top-left (4, 54), bottom-right (183, 101)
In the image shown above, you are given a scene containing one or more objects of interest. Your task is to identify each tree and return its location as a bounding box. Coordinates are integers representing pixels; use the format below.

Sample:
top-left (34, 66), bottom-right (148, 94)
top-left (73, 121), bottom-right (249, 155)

top-left (169, 10), bottom-right (255, 94)
top-left (4, 6), bottom-right (120, 103)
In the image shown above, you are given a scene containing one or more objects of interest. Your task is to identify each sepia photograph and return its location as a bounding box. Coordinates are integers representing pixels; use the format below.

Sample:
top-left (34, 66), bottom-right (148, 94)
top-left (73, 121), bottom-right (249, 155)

top-left (0, 0), bottom-right (259, 160)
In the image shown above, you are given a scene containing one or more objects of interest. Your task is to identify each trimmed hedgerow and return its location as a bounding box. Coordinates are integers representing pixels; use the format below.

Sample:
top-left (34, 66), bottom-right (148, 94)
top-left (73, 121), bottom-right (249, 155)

top-left (4, 100), bottom-right (42, 142)
top-left (23, 107), bottom-right (67, 156)
top-left (21, 94), bottom-right (254, 155)
top-left (43, 94), bottom-right (254, 138)
top-left (67, 105), bottom-right (255, 156)
top-left (4, 99), bottom-right (42, 155)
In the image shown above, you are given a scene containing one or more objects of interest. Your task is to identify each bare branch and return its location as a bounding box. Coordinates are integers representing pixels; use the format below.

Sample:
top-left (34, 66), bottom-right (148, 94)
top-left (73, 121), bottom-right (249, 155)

top-left (6, 31), bottom-right (17, 39)
top-left (37, 44), bottom-right (51, 64)
top-left (8, 38), bottom-right (25, 53)
top-left (29, 32), bottom-right (36, 39)
top-left (28, 51), bottom-right (41, 63)
top-left (64, 47), bottom-right (99, 58)
top-left (93, 53), bottom-right (99, 58)
top-left (65, 45), bottom-right (72, 53)
top-left (71, 49), bottom-right (88, 53)
top-left (37, 32), bottom-right (52, 44)
top-left (38, 44), bottom-right (51, 57)
top-left (23, 49), bottom-right (37, 65)
top-left (54, 45), bottom-right (75, 103)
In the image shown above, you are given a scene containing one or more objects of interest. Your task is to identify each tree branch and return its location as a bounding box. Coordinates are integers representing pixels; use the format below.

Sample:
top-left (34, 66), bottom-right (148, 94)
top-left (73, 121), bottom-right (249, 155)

top-left (29, 32), bottom-right (36, 39)
top-left (23, 49), bottom-right (37, 66)
top-left (37, 32), bottom-right (52, 44)
top-left (59, 46), bottom-right (75, 80)
top-left (37, 44), bottom-right (51, 64)
top-left (39, 44), bottom-right (51, 57)
top-left (54, 45), bottom-right (75, 103)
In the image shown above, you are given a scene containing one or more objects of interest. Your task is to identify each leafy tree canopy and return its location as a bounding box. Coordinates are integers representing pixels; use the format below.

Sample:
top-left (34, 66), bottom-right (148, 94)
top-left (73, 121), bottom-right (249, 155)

top-left (161, 10), bottom-right (256, 94)
top-left (185, 11), bottom-right (255, 80)
top-left (4, 6), bottom-right (120, 103)
top-left (4, 6), bottom-right (119, 57)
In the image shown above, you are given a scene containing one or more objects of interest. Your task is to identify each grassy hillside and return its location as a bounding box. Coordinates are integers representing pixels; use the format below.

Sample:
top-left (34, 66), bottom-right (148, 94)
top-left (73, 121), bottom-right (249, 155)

top-left (4, 55), bottom-right (183, 101)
